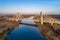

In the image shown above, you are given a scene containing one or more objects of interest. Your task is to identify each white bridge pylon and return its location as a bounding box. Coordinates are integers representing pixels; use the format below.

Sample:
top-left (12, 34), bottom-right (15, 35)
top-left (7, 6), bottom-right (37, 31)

top-left (16, 12), bottom-right (21, 19)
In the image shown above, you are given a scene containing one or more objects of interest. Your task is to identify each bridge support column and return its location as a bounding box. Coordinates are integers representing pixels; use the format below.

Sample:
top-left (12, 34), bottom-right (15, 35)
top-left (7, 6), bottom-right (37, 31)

top-left (49, 19), bottom-right (53, 25)
top-left (40, 12), bottom-right (43, 24)
top-left (51, 22), bottom-right (53, 25)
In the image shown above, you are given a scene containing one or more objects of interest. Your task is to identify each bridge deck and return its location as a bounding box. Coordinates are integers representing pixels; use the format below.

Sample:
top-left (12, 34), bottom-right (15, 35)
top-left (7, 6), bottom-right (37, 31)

top-left (19, 23), bottom-right (37, 27)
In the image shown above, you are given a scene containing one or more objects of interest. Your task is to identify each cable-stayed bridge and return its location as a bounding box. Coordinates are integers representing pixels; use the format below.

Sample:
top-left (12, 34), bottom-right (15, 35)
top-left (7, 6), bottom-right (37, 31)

top-left (7, 12), bottom-right (60, 25)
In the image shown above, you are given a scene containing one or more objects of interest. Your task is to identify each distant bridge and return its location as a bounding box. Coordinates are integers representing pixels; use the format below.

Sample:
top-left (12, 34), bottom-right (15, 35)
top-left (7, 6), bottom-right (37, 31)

top-left (7, 12), bottom-right (60, 25)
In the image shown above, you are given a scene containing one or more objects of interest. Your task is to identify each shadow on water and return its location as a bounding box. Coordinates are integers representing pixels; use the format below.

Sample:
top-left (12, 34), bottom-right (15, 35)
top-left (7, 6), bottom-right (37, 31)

top-left (6, 20), bottom-right (46, 40)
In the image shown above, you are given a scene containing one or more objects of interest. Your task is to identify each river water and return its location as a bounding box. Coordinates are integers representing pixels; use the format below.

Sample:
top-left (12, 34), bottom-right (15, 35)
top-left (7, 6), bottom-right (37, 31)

top-left (7, 19), bottom-right (46, 40)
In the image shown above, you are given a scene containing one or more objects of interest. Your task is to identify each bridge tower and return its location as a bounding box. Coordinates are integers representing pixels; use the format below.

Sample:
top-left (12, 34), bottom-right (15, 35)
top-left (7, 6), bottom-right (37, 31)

top-left (40, 11), bottom-right (43, 24)
top-left (16, 12), bottom-right (20, 19)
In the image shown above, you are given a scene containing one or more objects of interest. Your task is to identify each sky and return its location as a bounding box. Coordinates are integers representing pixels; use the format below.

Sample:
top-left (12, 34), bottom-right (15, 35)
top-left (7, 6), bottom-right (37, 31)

top-left (0, 0), bottom-right (60, 14)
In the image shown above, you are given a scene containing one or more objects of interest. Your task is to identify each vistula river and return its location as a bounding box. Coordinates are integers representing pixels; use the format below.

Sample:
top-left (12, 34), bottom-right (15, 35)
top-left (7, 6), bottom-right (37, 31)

top-left (7, 18), bottom-right (46, 40)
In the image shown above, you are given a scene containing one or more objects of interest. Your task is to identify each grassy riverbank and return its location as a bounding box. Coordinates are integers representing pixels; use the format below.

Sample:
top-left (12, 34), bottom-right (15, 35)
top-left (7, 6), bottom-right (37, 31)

top-left (0, 18), bottom-right (20, 40)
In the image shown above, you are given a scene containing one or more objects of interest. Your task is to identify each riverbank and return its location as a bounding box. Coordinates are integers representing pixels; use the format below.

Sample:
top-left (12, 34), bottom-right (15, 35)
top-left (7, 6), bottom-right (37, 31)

top-left (33, 17), bottom-right (60, 40)
top-left (0, 18), bottom-right (20, 40)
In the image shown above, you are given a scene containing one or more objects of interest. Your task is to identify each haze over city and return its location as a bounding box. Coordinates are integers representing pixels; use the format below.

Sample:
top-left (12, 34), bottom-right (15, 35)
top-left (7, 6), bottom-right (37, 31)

top-left (0, 0), bottom-right (60, 14)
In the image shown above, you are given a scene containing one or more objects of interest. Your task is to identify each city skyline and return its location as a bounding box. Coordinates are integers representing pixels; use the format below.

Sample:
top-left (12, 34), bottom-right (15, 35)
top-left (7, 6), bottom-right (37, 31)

top-left (0, 0), bottom-right (60, 14)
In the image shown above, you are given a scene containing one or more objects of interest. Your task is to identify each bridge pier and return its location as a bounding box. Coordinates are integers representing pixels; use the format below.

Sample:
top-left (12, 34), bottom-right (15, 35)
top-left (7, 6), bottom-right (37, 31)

top-left (50, 22), bottom-right (53, 25)
top-left (49, 19), bottom-right (53, 25)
